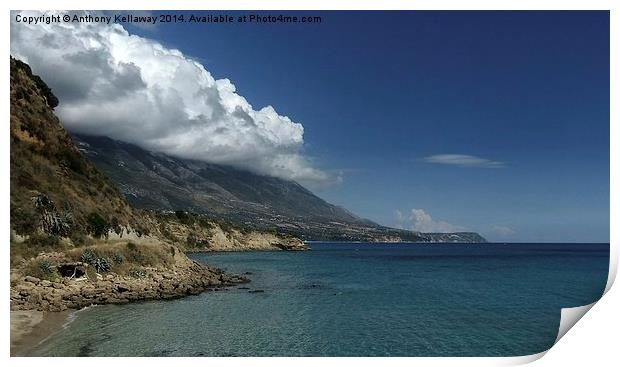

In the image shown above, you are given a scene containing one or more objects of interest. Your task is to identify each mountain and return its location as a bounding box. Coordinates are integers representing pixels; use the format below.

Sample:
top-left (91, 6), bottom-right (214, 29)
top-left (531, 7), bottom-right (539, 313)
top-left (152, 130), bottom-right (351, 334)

top-left (72, 134), bottom-right (365, 224)
top-left (72, 134), bottom-right (486, 243)
top-left (9, 57), bottom-right (306, 253)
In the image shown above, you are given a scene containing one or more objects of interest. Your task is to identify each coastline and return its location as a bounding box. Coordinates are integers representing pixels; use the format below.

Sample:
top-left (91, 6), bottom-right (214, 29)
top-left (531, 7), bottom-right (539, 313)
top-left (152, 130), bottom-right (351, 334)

top-left (9, 254), bottom-right (249, 356)
top-left (10, 310), bottom-right (72, 356)
top-left (184, 245), bottom-right (310, 253)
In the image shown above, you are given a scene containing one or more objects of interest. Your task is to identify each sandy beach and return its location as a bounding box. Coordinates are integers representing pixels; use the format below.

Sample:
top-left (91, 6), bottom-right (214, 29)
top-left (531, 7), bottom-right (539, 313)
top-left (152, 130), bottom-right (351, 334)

top-left (10, 310), bottom-right (71, 356)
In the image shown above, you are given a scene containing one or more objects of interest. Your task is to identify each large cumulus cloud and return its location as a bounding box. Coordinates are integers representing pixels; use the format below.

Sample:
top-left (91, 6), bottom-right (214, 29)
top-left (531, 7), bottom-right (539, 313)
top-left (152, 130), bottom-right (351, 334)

top-left (10, 11), bottom-right (334, 188)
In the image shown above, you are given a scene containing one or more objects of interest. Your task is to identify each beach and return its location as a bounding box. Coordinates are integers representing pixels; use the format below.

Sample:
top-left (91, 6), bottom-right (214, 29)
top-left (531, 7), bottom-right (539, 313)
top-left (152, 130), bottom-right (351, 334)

top-left (10, 310), bottom-right (71, 356)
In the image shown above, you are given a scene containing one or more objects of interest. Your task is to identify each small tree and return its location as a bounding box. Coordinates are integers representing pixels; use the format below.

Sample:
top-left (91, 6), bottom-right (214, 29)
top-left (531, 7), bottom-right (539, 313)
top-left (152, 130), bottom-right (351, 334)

top-left (86, 212), bottom-right (109, 238)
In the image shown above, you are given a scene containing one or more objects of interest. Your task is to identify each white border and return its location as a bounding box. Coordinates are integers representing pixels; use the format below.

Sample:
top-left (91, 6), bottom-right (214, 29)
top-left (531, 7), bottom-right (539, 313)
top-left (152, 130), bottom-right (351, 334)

top-left (2, 1), bottom-right (617, 366)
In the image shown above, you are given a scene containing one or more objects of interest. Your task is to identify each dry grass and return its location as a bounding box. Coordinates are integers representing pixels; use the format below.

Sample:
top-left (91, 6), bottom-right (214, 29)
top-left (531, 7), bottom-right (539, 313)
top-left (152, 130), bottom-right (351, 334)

top-left (16, 239), bottom-right (177, 280)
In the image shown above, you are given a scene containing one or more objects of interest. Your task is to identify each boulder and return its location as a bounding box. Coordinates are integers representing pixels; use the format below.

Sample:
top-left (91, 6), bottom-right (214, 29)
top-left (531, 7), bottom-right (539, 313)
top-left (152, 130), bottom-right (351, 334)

top-left (24, 276), bottom-right (40, 284)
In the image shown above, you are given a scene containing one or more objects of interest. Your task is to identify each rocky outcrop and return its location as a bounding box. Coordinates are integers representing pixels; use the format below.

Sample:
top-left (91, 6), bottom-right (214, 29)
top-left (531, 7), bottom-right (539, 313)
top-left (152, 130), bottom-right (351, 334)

top-left (153, 213), bottom-right (309, 252)
top-left (10, 260), bottom-right (248, 312)
top-left (192, 226), bottom-right (308, 251)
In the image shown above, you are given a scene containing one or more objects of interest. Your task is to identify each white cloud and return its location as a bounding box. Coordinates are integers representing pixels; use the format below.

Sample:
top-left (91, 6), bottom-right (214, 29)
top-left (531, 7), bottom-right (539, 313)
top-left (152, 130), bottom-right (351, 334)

top-left (395, 210), bottom-right (406, 229)
top-left (10, 10), bottom-right (335, 189)
top-left (423, 154), bottom-right (504, 168)
top-left (488, 225), bottom-right (516, 238)
top-left (396, 209), bottom-right (465, 233)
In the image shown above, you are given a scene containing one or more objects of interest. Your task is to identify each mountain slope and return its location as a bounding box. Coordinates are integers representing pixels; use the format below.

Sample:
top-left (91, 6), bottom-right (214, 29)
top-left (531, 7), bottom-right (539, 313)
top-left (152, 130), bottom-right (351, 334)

top-left (10, 57), bottom-right (307, 251)
top-left (73, 134), bottom-right (367, 224)
top-left (10, 58), bottom-right (149, 239)
top-left (73, 134), bottom-right (486, 243)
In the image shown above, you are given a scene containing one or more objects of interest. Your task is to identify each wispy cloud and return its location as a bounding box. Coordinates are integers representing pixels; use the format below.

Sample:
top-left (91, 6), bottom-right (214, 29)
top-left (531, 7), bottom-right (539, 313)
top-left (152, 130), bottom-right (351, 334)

top-left (422, 154), bottom-right (505, 168)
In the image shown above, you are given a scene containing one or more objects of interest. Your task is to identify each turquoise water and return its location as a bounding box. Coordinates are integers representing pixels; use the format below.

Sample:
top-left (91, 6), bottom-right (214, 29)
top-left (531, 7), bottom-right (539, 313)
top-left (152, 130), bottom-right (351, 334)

top-left (32, 243), bottom-right (609, 356)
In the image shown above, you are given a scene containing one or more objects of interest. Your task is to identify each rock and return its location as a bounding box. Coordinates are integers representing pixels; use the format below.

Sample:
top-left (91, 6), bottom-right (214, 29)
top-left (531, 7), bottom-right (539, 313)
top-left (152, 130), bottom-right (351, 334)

top-left (43, 293), bottom-right (61, 303)
top-left (18, 288), bottom-right (32, 297)
top-left (24, 276), bottom-right (40, 284)
top-left (248, 289), bottom-right (265, 293)
top-left (40, 280), bottom-right (52, 287)
top-left (81, 286), bottom-right (97, 298)
top-left (52, 282), bottom-right (64, 289)
top-left (16, 282), bottom-right (34, 291)
top-left (116, 284), bottom-right (130, 293)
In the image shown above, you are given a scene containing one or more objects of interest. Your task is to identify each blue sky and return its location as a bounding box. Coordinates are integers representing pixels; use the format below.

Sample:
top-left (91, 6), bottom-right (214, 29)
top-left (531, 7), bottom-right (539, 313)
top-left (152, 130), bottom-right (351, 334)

top-left (123, 11), bottom-right (609, 242)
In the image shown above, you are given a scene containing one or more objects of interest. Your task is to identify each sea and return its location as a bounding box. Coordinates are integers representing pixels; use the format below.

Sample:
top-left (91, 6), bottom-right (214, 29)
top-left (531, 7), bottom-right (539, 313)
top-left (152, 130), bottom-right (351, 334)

top-left (30, 242), bottom-right (609, 357)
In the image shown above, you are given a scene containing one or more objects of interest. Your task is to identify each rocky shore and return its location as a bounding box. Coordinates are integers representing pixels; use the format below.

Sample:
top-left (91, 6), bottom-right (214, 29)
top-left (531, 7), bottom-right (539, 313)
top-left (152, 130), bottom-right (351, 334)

top-left (10, 266), bottom-right (248, 312)
top-left (10, 257), bottom-right (248, 312)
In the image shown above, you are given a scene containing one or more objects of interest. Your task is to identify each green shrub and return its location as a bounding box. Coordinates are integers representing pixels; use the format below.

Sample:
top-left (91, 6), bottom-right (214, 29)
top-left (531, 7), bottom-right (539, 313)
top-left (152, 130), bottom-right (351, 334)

top-left (113, 253), bottom-right (125, 265)
top-left (92, 257), bottom-right (111, 273)
top-left (25, 259), bottom-right (59, 281)
top-left (80, 248), bottom-right (111, 273)
top-left (80, 248), bottom-right (97, 264)
top-left (175, 210), bottom-right (193, 225)
top-left (86, 212), bottom-right (109, 238)
top-left (39, 259), bottom-right (55, 274)
top-left (110, 217), bottom-right (122, 235)
top-left (59, 148), bottom-right (87, 175)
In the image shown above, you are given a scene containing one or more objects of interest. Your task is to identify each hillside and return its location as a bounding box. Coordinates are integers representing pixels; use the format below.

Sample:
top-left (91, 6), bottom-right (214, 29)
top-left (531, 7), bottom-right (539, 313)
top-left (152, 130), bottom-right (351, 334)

top-left (73, 134), bottom-right (365, 224)
top-left (73, 134), bottom-right (486, 243)
top-left (10, 58), bottom-right (147, 240)
top-left (9, 57), bottom-right (306, 312)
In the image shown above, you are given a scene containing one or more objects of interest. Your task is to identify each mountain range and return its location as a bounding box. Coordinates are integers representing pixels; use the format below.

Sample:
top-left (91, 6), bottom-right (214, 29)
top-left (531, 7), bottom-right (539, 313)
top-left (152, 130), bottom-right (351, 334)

top-left (73, 134), bottom-right (486, 243)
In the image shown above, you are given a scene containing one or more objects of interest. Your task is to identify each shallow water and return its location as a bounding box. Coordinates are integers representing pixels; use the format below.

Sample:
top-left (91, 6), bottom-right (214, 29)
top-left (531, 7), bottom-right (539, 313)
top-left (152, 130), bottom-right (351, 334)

top-left (31, 243), bottom-right (609, 356)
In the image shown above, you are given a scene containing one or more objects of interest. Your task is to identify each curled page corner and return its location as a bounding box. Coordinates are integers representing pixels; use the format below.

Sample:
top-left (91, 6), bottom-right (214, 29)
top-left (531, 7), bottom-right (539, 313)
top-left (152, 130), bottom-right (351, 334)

top-left (555, 302), bottom-right (597, 344)
top-left (540, 254), bottom-right (617, 359)
top-left (508, 302), bottom-right (599, 365)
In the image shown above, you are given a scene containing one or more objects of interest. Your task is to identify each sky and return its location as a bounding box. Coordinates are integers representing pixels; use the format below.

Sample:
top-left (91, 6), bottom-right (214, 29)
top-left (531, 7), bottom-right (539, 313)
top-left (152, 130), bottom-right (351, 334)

top-left (11, 11), bottom-right (610, 242)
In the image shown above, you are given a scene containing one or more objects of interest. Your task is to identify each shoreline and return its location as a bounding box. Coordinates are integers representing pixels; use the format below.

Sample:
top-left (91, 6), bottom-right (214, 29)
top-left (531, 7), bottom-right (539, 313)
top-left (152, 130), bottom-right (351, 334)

top-left (9, 280), bottom-right (246, 356)
top-left (10, 261), bottom-right (249, 355)
top-left (185, 246), bottom-right (310, 254)
top-left (10, 310), bottom-right (73, 356)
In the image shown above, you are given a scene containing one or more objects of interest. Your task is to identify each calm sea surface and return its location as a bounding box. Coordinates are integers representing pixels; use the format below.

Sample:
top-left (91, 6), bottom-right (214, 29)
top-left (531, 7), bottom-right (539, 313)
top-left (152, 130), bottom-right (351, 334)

top-left (31, 243), bottom-right (609, 356)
